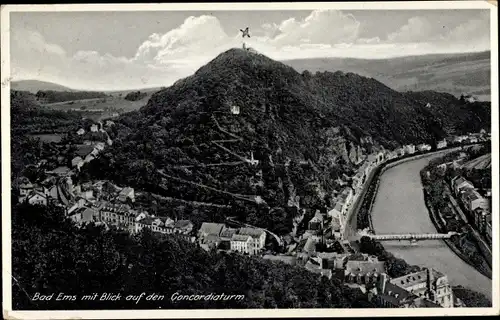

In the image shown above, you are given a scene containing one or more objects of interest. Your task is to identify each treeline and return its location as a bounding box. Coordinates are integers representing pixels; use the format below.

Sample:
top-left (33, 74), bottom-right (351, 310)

top-left (11, 203), bottom-right (375, 310)
top-left (124, 90), bottom-right (147, 101)
top-left (36, 90), bottom-right (108, 103)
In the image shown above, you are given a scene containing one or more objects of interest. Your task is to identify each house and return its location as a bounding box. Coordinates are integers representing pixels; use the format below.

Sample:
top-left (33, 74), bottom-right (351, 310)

top-left (351, 172), bottom-right (364, 192)
top-left (308, 210), bottom-right (324, 231)
top-left (198, 222), bottom-right (225, 251)
top-left (329, 202), bottom-right (344, 220)
top-left (19, 181), bottom-right (34, 197)
top-left (90, 124), bottom-right (99, 132)
top-left (395, 147), bottom-right (405, 157)
top-left (375, 151), bottom-right (385, 164)
top-left (238, 227), bottom-right (267, 254)
top-left (417, 144), bottom-right (432, 152)
top-left (451, 176), bottom-right (474, 196)
top-left (76, 128), bottom-right (85, 135)
top-left (390, 268), bottom-right (454, 308)
top-left (370, 274), bottom-right (419, 308)
top-left (437, 139), bottom-right (447, 149)
top-left (118, 187), bottom-right (135, 203)
top-left (99, 202), bottom-right (138, 232)
top-left (174, 220), bottom-right (194, 234)
top-left (460, 189), bottom-right (489, 212)
top-left (317, 252), bottom-right (349, 270)
top-left (47, 166), bottom-right (71, 177)
top-left (468, 136), bottom-right (478, 143)
top-left (105, 120), bottom-right (115, 127)
top-left (403, 144), bottom-right (416, 155)
top-left (26, 191), bottom-right (48, 206)
top-left (84, 154), bottom-right (95, 163)
top-left (230, 234), bottom-right (252, 254)
top-left (93, 142), bottom-right (106, 151)
top-left (339, 187), bottom-right (353, 207)
top-left (342, 254), bottom-right (385, 285)
top-left (69, 206), bottom-right (97, 225)
top-left (452, 135), bottom-right (468, 143)
top-left (473, 208), bottom-right (490, 234)
top-left (230, 105), bottom-right (240, 115)
top-left (71, 156), bottom-right (84, 170)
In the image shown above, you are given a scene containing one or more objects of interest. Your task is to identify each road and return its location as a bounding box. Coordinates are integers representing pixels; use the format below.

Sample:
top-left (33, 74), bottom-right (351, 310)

top-left (370, 155), bottom-right (492, 300)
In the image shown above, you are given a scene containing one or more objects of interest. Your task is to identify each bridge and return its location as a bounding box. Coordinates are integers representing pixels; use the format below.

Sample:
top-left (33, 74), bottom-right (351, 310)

top-left (358, 230), bottom-right (460, 242)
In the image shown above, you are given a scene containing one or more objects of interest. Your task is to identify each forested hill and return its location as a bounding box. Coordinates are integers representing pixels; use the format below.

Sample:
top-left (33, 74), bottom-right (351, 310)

top-left (86, 48), bottom-right (490, 234)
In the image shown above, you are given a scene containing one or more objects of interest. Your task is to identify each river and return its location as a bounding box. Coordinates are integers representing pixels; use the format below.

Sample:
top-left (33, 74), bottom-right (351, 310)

top-left (370, 155), bottom-right (492, 300)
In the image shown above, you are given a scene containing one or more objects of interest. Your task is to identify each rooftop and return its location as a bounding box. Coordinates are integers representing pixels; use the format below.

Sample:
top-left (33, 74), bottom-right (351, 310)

top-left (378, 281), bottom-right (415, 306)
top-left (238, 227), bottom-right (265, 238)
top-left (391, 269), bottom-right (444, 289)
top-left (231, 234), bottom-right (252, 242)
top-left (199, 222), bottom-right (225, 236)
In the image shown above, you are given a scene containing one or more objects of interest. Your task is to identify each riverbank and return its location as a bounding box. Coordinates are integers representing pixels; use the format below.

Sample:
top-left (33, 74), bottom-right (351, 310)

top-left (422, 188), bottom-right (492, 279)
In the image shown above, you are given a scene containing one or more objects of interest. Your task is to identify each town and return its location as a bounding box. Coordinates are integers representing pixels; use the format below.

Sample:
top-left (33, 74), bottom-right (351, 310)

top-left (13, 112), bottom-right (491, 308)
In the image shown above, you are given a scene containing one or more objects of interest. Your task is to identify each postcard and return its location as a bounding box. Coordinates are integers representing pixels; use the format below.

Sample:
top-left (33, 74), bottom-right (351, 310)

top-left (1, 1), bottom-right (498, 319)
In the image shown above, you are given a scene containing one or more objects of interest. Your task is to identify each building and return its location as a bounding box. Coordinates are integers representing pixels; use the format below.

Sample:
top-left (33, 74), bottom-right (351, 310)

top-left (238, 227), bottom-right (267, 254)
top-left (174, 220), bottom-right (194, 235)
top-left (118, 187), bottom-right (135, 203)
top-left (198, 222), bottom-right (225, 251)
top-left (460, 189), bottom-right (489, 212)
top-left (26, 191), bottom-right (48, 206)
top-left (47, 166), bottom-right (71, 177)
top-left (69, 206), bottom-right (97, 225)
top-left (468, 136), bottom-right (478, 143)
top-left (90, 124), bottom-right (99, 132)
top-left (473, 208), bottom-right (489, 234)
top-left (230, 234), bottom-right (253, 254)
top-left (308, 210), bottom-right (324, 231)
top-left (75, 145), bottom-right (95, 158)
top-left (417, 144), bottom-right (432, 152)
top-left (395, 147), bottom-right (405, 157)
top-left (84, 154), bottom-right (95, 163)
top-left (370, 274), bottom-right (418, 308)
top-left (94, 142), bottom-right (106, 151)
top-left (404, 144), bottom-right (416, 155)
top-left (71, 156), bottom-right (84, 170)
top-left (437, 140), bottom-right (447, 149)
top-left (390, 268), bottom-right (454, 308)
top-left (451, 176), bottom-right (474, 196)
top-left (77, 128), bottom-right (85, 135)
top-left (342, 254), bottom-right (385, 285)
top-left (19, 181), bottom-right (34, 198)
top-left (105, 120), bottom-right (115, 127)
top-left (99, 203), bottom-right (138, 232)
top-left (230, 105), bottom-right (240, 115)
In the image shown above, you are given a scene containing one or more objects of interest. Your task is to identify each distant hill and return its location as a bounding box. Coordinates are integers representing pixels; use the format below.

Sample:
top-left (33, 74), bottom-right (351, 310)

top-left (84, 48), bottom-right (490, 236)
top-left (11, 80), bottom-right (74, 93)
top-left (284, 51), bottom-right (491, 101)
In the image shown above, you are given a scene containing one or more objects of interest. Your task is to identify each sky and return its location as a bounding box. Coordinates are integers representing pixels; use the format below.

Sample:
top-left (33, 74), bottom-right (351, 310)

top-left (10, 9), bottom-right (491, 90)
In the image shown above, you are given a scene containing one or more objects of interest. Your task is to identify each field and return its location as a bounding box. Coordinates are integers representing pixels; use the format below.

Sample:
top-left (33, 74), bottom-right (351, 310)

top-left (39, 93), bottom-right (156, 119)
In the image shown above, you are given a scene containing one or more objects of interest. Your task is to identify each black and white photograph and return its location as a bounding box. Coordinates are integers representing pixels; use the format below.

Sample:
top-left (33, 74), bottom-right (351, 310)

top-left (1, 1), bottom-right (498, 318)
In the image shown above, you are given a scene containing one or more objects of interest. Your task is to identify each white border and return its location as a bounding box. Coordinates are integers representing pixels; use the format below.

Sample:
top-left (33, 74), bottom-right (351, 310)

top-left (1, 1), bottom-right (498, 319)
